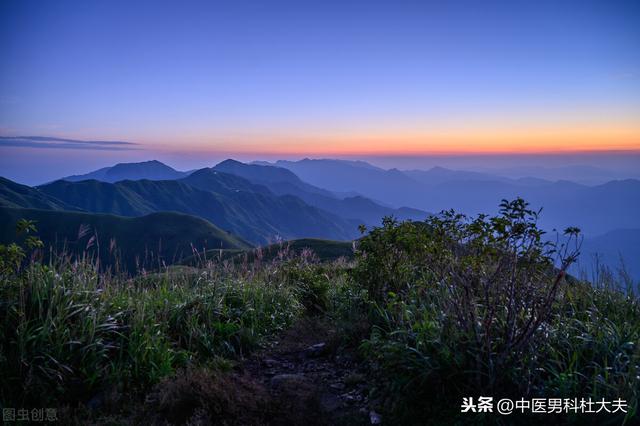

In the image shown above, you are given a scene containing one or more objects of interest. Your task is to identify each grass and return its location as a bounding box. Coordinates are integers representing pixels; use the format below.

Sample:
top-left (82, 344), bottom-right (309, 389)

top-left (0, 251), bottom-right (308, 408)
top-left (180, 238), bottom-right (355, 267)
top-left (1, 198), bottom-right (639, 425)
top-left (0, 207), bottom-right (251, 272)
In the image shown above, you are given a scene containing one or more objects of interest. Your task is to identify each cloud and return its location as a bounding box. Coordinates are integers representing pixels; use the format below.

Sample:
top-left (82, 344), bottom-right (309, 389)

top-left (0, 136), bottom-right (140, 151)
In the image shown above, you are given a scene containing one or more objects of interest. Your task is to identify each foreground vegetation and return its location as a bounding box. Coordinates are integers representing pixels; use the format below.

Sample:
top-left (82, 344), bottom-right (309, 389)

top-left (0, 207), bottom-right (251, 272)
top-left (1, 199), bottom-right (638, 424)
top-left (350, 200), bottom-right (639, 424)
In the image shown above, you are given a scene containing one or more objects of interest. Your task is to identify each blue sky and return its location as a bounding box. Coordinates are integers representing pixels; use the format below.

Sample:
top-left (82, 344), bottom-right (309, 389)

top-left (0, 0), bottom-right (639, 182)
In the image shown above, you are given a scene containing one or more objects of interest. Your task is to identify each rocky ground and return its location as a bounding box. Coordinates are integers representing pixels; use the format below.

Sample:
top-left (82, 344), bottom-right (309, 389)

top-left (75, 317), bottom-right (379, 425)
top-left (240, 317), bottom-right (378, 426)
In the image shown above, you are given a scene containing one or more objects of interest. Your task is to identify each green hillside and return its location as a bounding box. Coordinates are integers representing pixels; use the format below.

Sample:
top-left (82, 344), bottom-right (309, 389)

top-left (38, 171), bottom-right (360, 244)
top-left (0, 207), bottom-right (250, 271)
top-left (0, 176), bottom-right (76, 210)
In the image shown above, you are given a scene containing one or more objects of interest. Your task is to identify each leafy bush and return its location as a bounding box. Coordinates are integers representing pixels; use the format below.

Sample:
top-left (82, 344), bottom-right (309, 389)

top-left (353, 199), bottom-right (638, 423)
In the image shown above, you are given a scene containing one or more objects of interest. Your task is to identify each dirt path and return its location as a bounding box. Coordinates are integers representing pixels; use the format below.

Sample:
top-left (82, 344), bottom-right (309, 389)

top-left (240, 317), bottom-right (375, 426)
top-left (125, 317), bottom-right (377, 425)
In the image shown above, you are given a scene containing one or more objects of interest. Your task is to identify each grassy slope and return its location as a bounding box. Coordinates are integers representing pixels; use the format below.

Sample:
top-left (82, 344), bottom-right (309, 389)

top-left (0, 176), bottom-right (77, 210)
top-left (38, 171), bottom-right (359, 244)
top-left (0, 207), bottom-right (251, 271)
top-left (258, 238), bottom-right (355, 262)
top-left (181, 238), bottom-right (355, 266)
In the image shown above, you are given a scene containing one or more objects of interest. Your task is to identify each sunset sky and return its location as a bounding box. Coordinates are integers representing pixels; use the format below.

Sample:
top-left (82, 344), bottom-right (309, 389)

top-left (1, 0), bottom-right (639, 182)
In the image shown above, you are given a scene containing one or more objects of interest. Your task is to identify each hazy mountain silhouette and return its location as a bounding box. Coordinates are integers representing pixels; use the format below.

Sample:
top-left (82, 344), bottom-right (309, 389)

top-left (214, 159), bottom-right (335, 198)
top-left (60, 160), bottom-right (189, 183)
top-left (572, 228), bottom-right (640, 282)
top-left (214, 159), bottom-right (428, 225)
top-left (265, 159), bottom-right (425, 207)
top-left (488, 165), bottom-right (638, 185)
top-left (404, 167), bottom-right (520, 186)
top-left (267, 159), bottom-right (640, 236)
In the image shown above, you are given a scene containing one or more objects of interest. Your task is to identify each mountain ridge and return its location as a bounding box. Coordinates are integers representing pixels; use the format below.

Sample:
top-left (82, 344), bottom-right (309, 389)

top-left (213, 160), bottom-right (429, 225)
top-left (35, 171), bottom-right (360, 244)
top-left (60, 160), bottom-right (189, 183)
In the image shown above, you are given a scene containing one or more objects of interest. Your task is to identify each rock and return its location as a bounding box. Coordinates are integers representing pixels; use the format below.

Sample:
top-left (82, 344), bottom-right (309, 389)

top-left (305, 342), bottom-right (326, 357)
top-left (270, 374), bottom-right (309, 389)
top-left (342, 393), bottom-right (356, 405)
top-left (369, 410), bottom-right (382, 425)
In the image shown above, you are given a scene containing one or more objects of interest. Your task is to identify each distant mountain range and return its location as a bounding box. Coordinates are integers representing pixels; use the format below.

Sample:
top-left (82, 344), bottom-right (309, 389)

top-left (56, 158), bottom-right (428, 233)
top-left (2, 157), bottom-right (638, 280)
top-left (1, 160), bottom-right (426, 249)
top-left (256, 158), bottom-right (640, 280)
top-left (572, 229), bottom-right (640, 283)
top-left (36, 170), bottom-right (359, 244)
top-left (265, 159), bottom-right (426, 208)
top-left (484, 165), bottom-right (640, 186)
top-left (264, 158), bottom-right (640, 236)
top-left (213, 160), bottom-right (427, 224)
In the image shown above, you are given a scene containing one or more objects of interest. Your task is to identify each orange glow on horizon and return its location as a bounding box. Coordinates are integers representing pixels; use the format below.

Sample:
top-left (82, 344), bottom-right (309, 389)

top-left (152, 121), bottom-right (640, 157)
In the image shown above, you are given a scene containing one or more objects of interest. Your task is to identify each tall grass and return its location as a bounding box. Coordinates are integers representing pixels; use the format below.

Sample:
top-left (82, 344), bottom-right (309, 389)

top-left (0, 245), bottom-right (315, 407)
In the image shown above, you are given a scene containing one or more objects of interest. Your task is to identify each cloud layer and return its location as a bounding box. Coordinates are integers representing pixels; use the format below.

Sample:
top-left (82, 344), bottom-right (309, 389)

top-left (0, 136), bottom-right (139, 151)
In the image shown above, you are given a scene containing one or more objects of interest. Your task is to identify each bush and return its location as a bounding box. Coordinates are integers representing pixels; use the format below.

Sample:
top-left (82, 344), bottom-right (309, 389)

top-left (353, 199), bottom-right (638, 423)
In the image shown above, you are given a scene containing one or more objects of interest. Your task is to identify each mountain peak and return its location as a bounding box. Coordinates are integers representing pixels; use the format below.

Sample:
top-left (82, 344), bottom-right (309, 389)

top-left (213, 159), bottom-right (305, 184)
top-left (59, 160), bottom-right (186, 183)
top-left (109, 159), bottom-right (172, 170)
top-left (216, 159), bottom-right (244, 167)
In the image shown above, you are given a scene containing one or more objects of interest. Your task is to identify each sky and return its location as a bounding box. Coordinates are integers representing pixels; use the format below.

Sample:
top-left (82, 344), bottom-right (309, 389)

top-left (0, 0), bottom-right (639, 183)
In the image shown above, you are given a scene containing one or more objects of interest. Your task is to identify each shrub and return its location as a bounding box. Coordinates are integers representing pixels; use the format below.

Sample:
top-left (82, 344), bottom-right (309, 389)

top-left (353, 199), bottom-right (638, 423)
